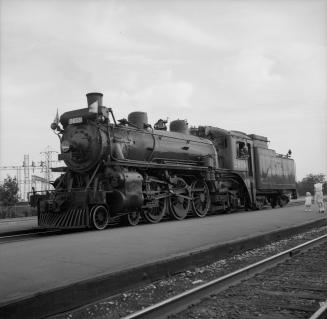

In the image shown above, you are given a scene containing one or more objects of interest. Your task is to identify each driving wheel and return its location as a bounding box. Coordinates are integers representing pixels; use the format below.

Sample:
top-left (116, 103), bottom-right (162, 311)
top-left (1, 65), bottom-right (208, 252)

top-left (191, 180), bottom-right (211, 217)
top-left (169, 177), bottom-right (191, 220)
top-left (143, 182), bottom-right (167, 223)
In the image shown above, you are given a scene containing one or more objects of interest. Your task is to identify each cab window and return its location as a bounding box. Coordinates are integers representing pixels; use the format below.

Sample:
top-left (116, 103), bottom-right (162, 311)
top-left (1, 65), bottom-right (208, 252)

top-left (236, 141), bottom-right (248, 159)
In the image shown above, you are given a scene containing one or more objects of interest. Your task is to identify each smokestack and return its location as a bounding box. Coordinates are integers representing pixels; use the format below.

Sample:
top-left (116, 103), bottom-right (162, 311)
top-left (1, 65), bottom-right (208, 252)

top-left (86, 92), bottom-right (103, 113)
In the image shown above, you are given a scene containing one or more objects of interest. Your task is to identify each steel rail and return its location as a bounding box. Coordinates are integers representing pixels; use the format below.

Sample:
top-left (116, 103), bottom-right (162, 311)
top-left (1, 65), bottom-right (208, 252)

top-left (0, 216), bottom-right (37, 224)
top-left (122, 233), bottom-right (327, 319)
top-left (0, 229), bottom-right (63, 244)
top-left (309, 302), bottom-right (327, 319)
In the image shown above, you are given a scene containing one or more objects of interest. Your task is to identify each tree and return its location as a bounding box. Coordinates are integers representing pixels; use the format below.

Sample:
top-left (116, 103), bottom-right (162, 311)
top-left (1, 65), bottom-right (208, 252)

top-left (296, 173), bottom-right (327, 196)
top-left (0, 176), bottom-right (19, 207)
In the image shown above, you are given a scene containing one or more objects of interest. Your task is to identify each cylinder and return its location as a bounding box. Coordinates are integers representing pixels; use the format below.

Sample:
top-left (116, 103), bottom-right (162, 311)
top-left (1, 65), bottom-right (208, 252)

top-left (86, 92), bottom-right (103, 113)
top-left (128, 111), bottom-right (148, 129)
top-left (169, 119), bottom-right (189, 134)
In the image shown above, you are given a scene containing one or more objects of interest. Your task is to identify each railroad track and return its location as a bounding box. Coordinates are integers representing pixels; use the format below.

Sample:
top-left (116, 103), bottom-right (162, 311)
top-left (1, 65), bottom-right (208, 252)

top-left (0, 216), bottom-right (37, 224)
top-left (122, 234), bottom-right (327, 319)
top-left (0, 229), bottom-right (65, 244)
top-left (310, 303), bottom-right (327, 319)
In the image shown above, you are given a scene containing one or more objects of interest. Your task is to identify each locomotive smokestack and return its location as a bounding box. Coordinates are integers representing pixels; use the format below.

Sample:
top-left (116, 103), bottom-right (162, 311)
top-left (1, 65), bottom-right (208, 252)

top-left (86, 92), bottom-right (103, 113)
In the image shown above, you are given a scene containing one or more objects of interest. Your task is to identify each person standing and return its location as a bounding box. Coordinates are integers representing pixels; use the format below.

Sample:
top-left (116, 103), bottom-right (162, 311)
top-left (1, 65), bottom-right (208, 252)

top-left (314, 183), bottom-right (325, 213)
top-left (304, 192), bottom-right (312, 212)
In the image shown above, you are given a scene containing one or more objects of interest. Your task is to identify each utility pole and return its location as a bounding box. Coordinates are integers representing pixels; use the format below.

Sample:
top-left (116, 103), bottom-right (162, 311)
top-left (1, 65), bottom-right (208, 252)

top-left (23, 154), bottom-right (30, 200)
top-left (40, 146), bottom-right (58, 191)
top-left (0, 150), bottom-right (59, 201)
top-left (16, 166), bottom-right (21, 199)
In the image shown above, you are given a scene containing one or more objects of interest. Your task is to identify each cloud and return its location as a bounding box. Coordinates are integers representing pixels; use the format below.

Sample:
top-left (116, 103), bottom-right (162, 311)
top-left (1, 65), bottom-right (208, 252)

top-left (102, 70), bottom-right (193, 116)
top-left (221, 48), bottom-right (282, 91)
top-left (134, 81), bottom-right (193, 110)
top-left (150, 14), bottom-right (223, 50)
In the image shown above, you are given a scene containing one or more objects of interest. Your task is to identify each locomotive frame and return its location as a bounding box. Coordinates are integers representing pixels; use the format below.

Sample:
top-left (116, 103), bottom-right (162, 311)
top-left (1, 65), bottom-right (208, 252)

top-left (30, 92), bottom-right (297, 230)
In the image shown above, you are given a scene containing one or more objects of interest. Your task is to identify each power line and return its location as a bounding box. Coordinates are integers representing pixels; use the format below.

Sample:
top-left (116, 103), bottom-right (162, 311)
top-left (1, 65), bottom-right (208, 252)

top-left (40, 146), bottom-right (59, 191)
top-left (0, 147), bottom-right (60, 200)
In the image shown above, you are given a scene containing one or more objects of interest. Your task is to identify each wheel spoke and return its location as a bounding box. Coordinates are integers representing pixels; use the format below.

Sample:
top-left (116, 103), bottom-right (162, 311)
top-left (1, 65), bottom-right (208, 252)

top-left (169, 177), bottom-right (190, 220)
top-left (143, 182), bottom-right (167, 223)
top-left (191, 180), bottom-right (210, 217)
top-left (125, 211), bottom-right (141, 226)
top-left (91, 205), bottom-right (109, 230)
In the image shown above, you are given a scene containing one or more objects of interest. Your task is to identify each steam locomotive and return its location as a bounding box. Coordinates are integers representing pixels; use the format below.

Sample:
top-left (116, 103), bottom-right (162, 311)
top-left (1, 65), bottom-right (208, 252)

top-left (30, 93), bottom-right (297, 230)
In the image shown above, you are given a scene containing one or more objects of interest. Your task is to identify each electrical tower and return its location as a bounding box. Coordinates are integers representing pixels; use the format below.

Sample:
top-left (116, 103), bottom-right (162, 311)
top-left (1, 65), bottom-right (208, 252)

top-left (0, 148), bottom-right (60, 201)
top-left (23, 154), bottom-right (30, 200)
top-left (41, 146), bottom-right (58, 191)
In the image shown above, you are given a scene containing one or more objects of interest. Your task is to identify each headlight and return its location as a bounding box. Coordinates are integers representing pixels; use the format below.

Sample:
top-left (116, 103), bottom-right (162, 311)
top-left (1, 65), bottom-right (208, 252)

top-left (61, 140), bottom-right (70, 153)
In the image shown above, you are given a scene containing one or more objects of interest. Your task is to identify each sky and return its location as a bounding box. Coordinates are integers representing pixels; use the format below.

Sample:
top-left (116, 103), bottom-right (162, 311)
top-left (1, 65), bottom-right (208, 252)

top-left (0, 0), bottom-right (326, 182)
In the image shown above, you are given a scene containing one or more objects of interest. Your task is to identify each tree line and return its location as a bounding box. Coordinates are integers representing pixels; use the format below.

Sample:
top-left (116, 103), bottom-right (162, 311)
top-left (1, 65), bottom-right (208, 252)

top-left (0, 176), bottom-right (19, 207)
top-left (0, 176), bottom-right (19, 218)
top-left (296, 173), bottom-right (327, 196)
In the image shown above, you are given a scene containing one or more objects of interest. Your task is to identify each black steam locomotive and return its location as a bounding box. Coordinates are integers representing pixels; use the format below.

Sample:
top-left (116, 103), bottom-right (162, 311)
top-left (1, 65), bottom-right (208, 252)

top-left (30, 93), bottom-right (297, 230)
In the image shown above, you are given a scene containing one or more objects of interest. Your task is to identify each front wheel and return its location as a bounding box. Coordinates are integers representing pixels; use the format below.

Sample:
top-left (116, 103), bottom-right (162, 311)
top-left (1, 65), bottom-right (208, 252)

top-left (124, 211), bottom-right (141, 226)
top-left (90, 205), bottom-right (109, 230)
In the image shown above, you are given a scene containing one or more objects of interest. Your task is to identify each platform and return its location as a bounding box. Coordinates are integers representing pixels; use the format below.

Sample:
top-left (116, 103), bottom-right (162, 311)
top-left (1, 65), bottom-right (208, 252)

top-left (0, 205), bottom-right (326, 318)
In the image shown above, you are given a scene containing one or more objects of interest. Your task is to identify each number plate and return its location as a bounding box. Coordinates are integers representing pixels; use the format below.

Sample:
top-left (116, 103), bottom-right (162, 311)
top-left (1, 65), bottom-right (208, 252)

top-left (68, 117), bottom-right (83, 124)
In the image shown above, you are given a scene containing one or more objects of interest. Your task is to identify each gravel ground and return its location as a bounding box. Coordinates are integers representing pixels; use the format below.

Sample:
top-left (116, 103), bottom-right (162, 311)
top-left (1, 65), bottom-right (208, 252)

top-left (52, 225), bottom-right (327, 319)
top-left (174, 241), bottom-right (327, 319)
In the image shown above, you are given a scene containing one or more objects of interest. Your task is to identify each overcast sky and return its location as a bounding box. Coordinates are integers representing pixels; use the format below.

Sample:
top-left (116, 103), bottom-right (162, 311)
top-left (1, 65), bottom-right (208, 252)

top-left (0, 0), bottom-right (326, 181)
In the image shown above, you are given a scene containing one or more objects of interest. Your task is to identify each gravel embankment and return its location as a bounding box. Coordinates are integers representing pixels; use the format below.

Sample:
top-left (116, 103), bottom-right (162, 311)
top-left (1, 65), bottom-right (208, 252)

top-left (173, 238), bottom-right (327, 318)
top-left (52, 225), bottom-right (327, 319)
